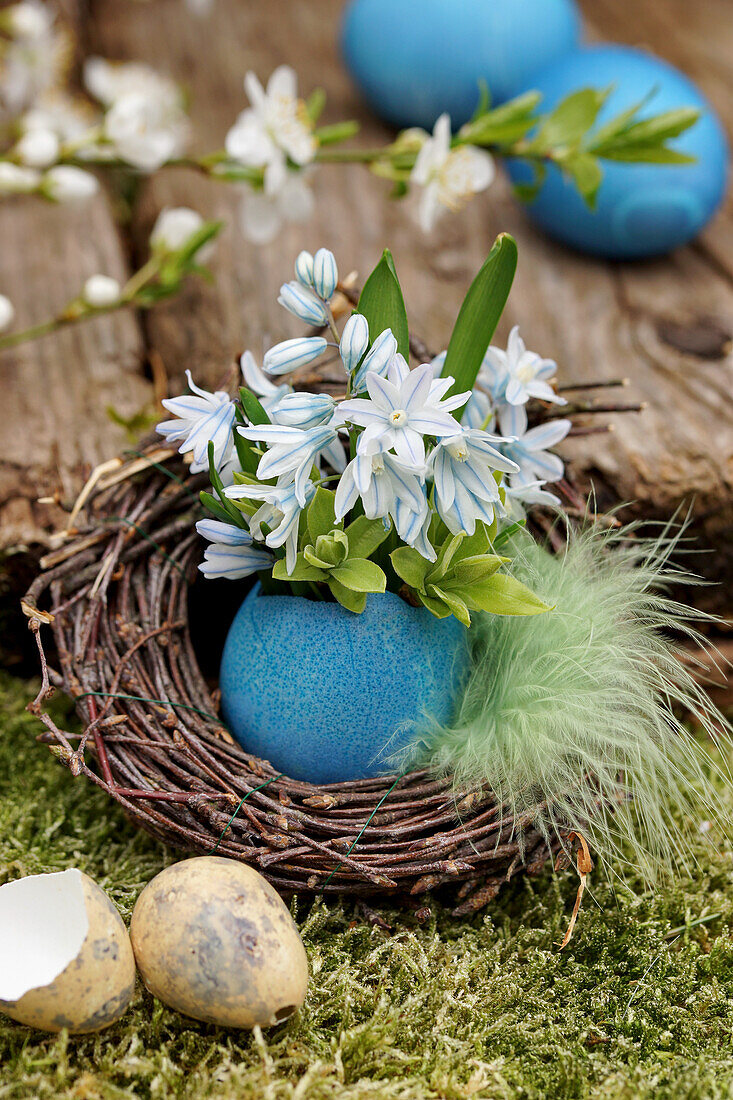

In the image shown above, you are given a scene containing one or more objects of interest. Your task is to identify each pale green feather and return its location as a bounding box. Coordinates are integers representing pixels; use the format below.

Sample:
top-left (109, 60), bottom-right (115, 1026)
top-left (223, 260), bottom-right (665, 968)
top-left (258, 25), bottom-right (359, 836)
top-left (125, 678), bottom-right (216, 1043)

top-left (401, 520), bottom-right (732, 880)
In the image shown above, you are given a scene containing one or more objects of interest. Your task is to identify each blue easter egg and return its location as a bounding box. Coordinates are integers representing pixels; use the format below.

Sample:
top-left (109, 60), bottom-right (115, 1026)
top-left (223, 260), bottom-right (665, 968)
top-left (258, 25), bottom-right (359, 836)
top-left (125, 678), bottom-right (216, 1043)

top-left (220, 587), bottom-right (469, 785)
top-left (341, 0), bottom-right (582, 129)
top-left (506, 45), bottom-right (729, 259)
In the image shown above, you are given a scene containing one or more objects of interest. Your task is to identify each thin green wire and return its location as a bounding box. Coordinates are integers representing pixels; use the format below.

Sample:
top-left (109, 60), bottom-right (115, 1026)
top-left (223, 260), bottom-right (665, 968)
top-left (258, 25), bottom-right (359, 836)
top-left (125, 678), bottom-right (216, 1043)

top-left (122, 449), bottom-right (200, 503)
top-left (102, 515), bottom-right (187, 577)
top-left (321, 772), bottom-right (405, 891)
top-left (208, 773), bottom-right (285, 853)
top-left (75, 690), bottom-right (220, 723)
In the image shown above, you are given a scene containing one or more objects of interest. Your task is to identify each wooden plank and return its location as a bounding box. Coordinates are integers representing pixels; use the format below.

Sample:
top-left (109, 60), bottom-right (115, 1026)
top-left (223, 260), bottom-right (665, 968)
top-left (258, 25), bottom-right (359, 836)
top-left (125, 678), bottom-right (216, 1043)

top-left (0, 194), bottom-right (150, 550)
top-left (88, 0), bottom-right (733, 599)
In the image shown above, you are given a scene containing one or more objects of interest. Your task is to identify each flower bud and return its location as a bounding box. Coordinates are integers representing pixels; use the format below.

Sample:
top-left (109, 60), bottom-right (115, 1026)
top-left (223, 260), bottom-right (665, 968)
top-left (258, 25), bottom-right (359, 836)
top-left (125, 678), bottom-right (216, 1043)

top-left (277, 281), bottom-right (329, 327)
top-left (43, 166), bottom-right (98, 203)
top-left (0, 294), bottom-right (15, 332)
top-left (271, 391), bottom-right (335, 429)
top-left (339, 312), bottom-right (370, 375)
top-left (352, 328), bottom-right (397, 393)
top-left (15, 128), bottom-right (59, 169)
top-left (294, 250), bottom-right (314, 287)
top-left (312, 247), bottom-right (338, 300)
top-left (150, 206), bottom-right (205, 253)
top-left (263, 336), bottom-right (327, 376)
top-left (3, 1), bottom-right (50, 39)
top-left (82, 274), bottom-right (121, 307)
top-left (0, 162), bottom-right (40, 194)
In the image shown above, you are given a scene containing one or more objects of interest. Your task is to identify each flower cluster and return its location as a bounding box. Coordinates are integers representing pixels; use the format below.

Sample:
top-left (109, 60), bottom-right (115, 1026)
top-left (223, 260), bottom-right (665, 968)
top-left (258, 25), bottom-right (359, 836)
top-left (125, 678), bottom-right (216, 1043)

top-left (158, 246), bottom-right (569, 625)
top-left (0, 205), bottom-right (220, 349)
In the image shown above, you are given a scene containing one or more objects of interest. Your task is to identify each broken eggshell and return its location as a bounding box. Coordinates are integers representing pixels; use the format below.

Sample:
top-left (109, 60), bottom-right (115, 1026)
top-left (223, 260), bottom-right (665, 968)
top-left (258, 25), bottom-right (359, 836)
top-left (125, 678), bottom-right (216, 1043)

top-left (130, 856), bottom-right (309, 1028)
top-left (0, 869), bottom-right (135, 1033)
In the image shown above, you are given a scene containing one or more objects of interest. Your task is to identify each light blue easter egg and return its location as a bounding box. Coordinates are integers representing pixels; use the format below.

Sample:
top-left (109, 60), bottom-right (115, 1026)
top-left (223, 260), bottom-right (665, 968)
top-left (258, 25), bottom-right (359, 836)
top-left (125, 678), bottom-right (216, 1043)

top-left (506, 45), bottom-right (729, 259)
top-left (220, 586), bottom-right (469, 785)
top-left (340, 0), bottom-right (582, 129)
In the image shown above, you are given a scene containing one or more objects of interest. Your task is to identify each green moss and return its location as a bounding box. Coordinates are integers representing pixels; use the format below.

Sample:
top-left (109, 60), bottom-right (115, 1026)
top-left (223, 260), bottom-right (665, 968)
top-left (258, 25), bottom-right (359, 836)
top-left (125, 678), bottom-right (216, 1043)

top-left (2, 669), bottom-right (733, 1099)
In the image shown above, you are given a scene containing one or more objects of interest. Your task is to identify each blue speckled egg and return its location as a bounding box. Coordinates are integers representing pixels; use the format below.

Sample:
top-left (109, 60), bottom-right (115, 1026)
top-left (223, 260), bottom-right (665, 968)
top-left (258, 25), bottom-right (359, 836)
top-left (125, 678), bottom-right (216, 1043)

top-left (220, 587), bottom-right (469, 785)
top-left (340, 0), bottom-right (582, 129)
top-left (506, 45), bottom-right (729, 259)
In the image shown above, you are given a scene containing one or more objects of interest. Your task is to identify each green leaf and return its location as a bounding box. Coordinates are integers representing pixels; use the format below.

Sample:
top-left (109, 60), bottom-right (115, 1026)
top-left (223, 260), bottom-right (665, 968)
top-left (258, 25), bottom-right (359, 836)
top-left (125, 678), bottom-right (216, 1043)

top-left (493, 520), bottom-right (526, 548)
top-left (315, 120), bottom-right (360, 145)
top-left (344, 515), bottom-right (390, 559)
top-left (357, 249), bottom-right (409, 358)
top-left (425, 584), bottom-right (471, 627)
top-left (232, 408), bottom-right (260, 475)
top-left (563, 153), bottom-right (603, 208)
top-left (331, 558), bottom-right (387, 593)
top-left (239, 387), bottom-right (270, 426)
top-left (531, 87), bottom-right (609, 150)
top-left (418, 592), bottom-right (453, 619)
top-left (446, 554), bottom-right (504, 586)
top-left (329, 578), bottom-right (367, 614)
top-left (595, 107), bottom-right (700, 151)
top-left (390, 546), bottom-right (432, 591)
top-left (307, 487), bottom-right (337, 542)
top-left (207, 442), bottom-right (242, 524)
top-left (597, 146), bottom-right (696, 165)
top-left (440, 234), bottom-right (518, 408)
top-left (273, 555), bottom-right (326, 583)
top-left (306, 87), bottom-right (327, 123)
top-left (200, 490), bottom-right (241, 526)
top-left (464, 572), bottom-right (552, 616)
top-left (461, 91), bottom-right (543, 147)
top-left (429, 533), bottom-right (466, 583)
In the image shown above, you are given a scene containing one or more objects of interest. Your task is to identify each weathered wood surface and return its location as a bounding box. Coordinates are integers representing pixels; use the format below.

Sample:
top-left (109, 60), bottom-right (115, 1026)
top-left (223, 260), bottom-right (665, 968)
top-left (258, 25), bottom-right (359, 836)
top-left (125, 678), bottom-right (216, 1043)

top-left (1, 0), bottom-right (732, 603)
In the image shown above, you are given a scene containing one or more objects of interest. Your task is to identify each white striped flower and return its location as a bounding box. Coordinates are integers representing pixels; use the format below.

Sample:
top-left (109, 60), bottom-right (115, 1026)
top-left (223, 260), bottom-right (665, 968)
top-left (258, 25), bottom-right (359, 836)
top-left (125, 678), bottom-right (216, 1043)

top-left (312, 247), bottom-right (338, 300)
top-left (277, 280), bottom-right (329, 327)
top-left (335, 449), bottom-right (425, 524)
top-left (157, 370), bottom-right (236, 473)
top-left (294, 249), bottom-right (315, 287)
top-left (240, 349), bottom-right (291, 410)
top-left (430, 428), bottom-right (518, 535)
top-left (196, 518), bottom-right (272, 580)
top-left (339, 313), bottom-right (370, 375)
top-left (483, 326), bottom-right (565, 407)
top-left (268, 391), bottom-right (335, 430)
top-left (498, 404), bottom-right (571, 488)
top-left (237, 422), bottom-right (338, 506)
top-left (225, 476), bottom-right (315, 575)
top-left (263, 335), bottom-right (327, 375)
top-left (351, 327), bottom-right (397, 393)
top-left (337, 361), bottom-right (470, 469)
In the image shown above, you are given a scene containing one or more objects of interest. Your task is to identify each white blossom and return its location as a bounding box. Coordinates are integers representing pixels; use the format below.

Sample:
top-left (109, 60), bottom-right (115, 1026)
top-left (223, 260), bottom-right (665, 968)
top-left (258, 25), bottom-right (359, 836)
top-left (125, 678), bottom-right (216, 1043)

top-left (278, 280), bottom-right (329, 326)
top-left (431, 428), bottom-right (518, 535)
top-left (339, 313), bottom-right (370, 376)
top-left (84, 58), bottom-right (181, 110)
top-left (411, 113), bottom-right (494, 232)
top-left (498, 404), bottom-right (571, 488)
top-left (238, 168), bottom-right (314, 245)
top-left (237, 422), bottom-right (338, 507)
top-left (240, 349), bottom-right (290, 411)
top-left (225, 65), bottom-right (316, 177)
top-left (82, 274), bottom-right (121, 308)
top-left (103, 90), bottom-right (188, 171)
top-left (0, 294), bottom-right (15, 332)
top-left (0, 6), bottom-right (68, 116)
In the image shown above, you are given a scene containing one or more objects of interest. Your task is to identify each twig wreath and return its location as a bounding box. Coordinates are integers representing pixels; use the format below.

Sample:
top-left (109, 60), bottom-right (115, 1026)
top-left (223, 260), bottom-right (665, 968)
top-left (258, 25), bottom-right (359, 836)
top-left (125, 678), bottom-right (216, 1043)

top-left (24, 237), bottom-right (732, 919)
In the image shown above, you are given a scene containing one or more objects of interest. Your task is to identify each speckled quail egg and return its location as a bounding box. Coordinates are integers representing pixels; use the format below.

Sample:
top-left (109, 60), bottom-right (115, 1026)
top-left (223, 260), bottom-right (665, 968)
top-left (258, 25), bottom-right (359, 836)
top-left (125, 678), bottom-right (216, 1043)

top-left (0, 869), bottom-right (136, 1033)
top-left (129, 857), bottom-right (308, 1029)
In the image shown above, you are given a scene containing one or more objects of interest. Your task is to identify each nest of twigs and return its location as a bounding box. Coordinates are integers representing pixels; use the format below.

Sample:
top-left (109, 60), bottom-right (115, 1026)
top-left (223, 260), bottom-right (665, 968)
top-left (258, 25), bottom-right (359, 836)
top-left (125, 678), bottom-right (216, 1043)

top-left (23, 375), bottom-right (635, 913)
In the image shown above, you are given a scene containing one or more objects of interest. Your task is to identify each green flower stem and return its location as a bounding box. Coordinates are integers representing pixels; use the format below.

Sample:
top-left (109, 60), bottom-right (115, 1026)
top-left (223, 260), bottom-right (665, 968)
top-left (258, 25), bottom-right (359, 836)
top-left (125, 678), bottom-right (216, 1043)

top-left (121, 256), bottom-right (161, 301)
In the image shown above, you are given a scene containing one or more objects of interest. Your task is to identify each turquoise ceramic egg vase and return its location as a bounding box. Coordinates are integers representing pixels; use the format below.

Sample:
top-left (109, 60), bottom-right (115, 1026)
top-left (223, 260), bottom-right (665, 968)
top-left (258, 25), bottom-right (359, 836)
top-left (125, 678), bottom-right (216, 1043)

top-left (220, 586), bottom-right (469, 785)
